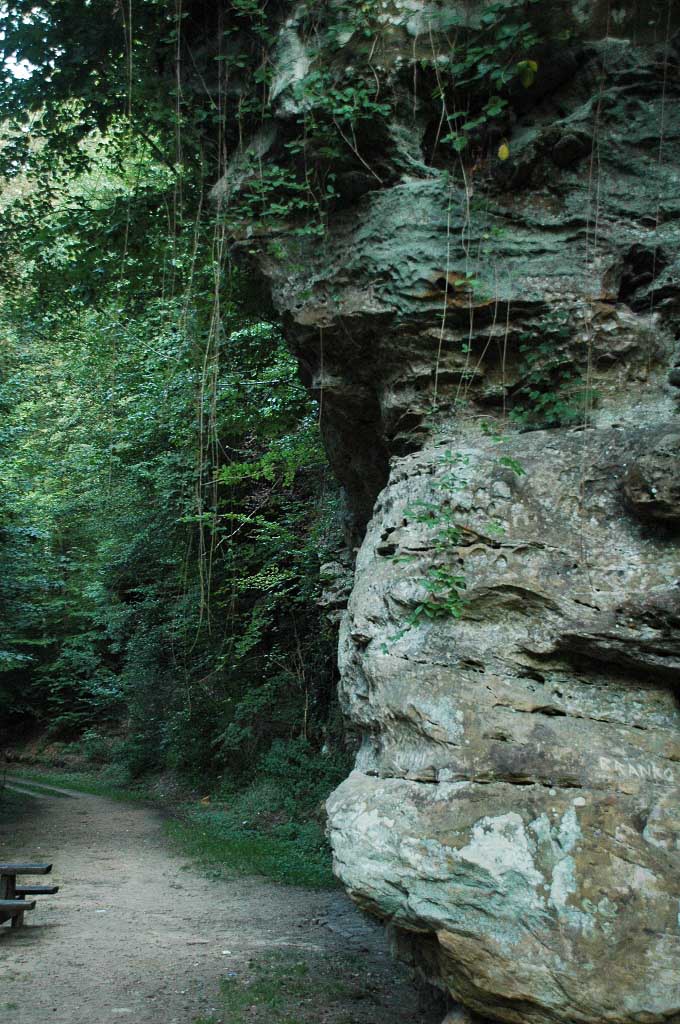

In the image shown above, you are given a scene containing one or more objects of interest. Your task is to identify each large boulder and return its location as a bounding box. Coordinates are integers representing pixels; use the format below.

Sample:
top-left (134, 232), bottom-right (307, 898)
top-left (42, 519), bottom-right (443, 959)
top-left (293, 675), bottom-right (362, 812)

top-left (327, 421), bottom-right (680, 1024)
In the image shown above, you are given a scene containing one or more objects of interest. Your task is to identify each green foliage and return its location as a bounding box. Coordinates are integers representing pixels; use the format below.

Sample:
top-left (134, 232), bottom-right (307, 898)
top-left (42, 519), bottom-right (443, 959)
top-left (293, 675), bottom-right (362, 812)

top-left (234, 168), bottom-right (338, 241)
top-left (509, 312), bottom-right (597, 429)
top-left (296, 68), bottom-right (392, 129)
top-left (168, 739), bottom-right (351, 889)
top-left (425, 0), bottom-right (541, 156)
top-left (0, 0), bottom-right (361, 896)
top-left (386, 440), bottom-right (525, 644)
top-left (0, 95), bottom-right (341, 791)
top-left (394, 451), bottom-right (471, 633)
top-left (65, 728), bottom-right (125, 765)
top-left (223, 57), bottom-right (392, 238)
top-left (321, 0), bottom-right (380, 48)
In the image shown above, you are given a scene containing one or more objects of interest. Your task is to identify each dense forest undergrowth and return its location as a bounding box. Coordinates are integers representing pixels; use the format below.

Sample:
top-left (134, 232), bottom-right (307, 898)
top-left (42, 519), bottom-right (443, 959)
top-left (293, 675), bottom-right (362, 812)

top-left (0, 2), bottom-right (358, 885)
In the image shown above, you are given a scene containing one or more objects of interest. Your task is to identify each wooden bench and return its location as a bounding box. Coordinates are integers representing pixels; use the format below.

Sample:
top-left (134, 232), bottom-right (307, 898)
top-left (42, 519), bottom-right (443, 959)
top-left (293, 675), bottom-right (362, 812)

top-left (15, 885), bottom-right (60, 897)
top-left (0, 863), bottom-right (55, 929)
top-left (0, 899), bottom-right (36, 928)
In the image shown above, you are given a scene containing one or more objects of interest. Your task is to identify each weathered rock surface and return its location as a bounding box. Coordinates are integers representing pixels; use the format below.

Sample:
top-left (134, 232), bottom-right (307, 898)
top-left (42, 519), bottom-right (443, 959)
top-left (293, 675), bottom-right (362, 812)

top-left (218, 2), bottom-right (680, 1021)
top-left (318, 559), bottom-right (355, 625)
top-left (624, 433), bottom-right (680, 526)
top-left (327, 422), bottom-right (680, 1023)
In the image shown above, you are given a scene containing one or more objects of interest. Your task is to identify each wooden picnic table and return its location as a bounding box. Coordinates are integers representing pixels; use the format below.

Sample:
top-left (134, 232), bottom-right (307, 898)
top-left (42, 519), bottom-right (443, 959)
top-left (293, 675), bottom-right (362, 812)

top-left (0, 863), bottom-right (56, 928)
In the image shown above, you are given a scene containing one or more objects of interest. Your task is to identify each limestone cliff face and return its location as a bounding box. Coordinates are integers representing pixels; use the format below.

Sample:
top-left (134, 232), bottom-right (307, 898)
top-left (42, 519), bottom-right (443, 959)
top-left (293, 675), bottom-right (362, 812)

top-left (218, 2), bottom-right (680, 1020)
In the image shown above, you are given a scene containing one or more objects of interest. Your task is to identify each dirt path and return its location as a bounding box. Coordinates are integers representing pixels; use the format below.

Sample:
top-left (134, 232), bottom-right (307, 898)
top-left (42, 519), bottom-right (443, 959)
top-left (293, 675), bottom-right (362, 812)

top-left (0, 780), bottom-right (441, 1024)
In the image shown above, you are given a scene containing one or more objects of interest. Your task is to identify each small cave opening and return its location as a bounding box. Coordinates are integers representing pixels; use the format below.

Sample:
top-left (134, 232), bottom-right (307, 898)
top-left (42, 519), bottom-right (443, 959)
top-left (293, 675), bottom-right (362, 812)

top-left (617, 244), bottom-right (667, 308)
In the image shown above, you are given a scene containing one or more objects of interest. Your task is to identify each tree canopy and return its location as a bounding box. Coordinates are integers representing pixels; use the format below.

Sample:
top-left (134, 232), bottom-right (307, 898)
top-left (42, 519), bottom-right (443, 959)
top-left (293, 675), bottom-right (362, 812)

top-left (0, 2), bottom-right (343, 792)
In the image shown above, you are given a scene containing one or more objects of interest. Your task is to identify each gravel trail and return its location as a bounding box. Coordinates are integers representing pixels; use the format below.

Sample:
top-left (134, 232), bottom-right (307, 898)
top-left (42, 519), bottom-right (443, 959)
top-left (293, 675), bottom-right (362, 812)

top-left (0, 779), bottom-right (439, 1024)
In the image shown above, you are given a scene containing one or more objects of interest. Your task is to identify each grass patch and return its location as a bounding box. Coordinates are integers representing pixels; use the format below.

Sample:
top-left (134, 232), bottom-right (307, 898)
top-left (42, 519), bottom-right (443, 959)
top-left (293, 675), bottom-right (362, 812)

top-left (4, 766), bottom-right (148, 803)
top-left (165, 741), bottom-right (348, 889)
top-left (0, 786), bottom-right (29, 810)
top-left (166, 812), bottom-right (337, 889)
top-left (194, 952), bottom-right (382, 1024)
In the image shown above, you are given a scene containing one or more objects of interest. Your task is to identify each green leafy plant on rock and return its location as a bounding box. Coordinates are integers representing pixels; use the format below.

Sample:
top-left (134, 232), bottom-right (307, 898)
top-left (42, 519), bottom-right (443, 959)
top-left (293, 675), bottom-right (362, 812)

top-left (385, 442), bottom-right (525, 645)
top-left (509, 312), bottom-right (598, 429)
top-left (402, 450), bottom-right (471, 622)
top-left (425, 0), bottom-right (542, 156)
